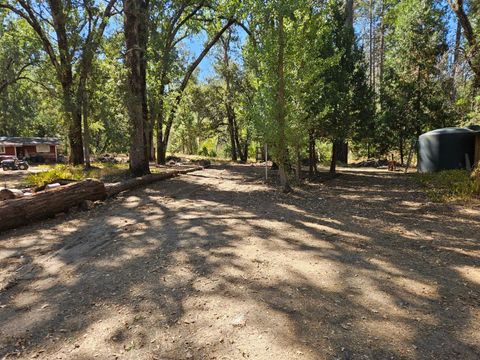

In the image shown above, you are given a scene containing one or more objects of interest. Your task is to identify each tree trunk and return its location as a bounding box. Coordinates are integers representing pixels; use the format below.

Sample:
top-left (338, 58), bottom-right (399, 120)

top-left (379, 1), bottom-right (385, 97)
top-left (239, 128), bottom-right (250, 163)
top-left (156, 81), bottom-right (167, 163)
top-left (226, 105), bottom-right (238, 161)
top-left (0, 179), bottom-right (106, 232)
top-left (399, 136), bottom-right (404, 165)
top-left (369, 0), bottom-right (375, 89)
top-left (234, 119), bottom-right (244, 162)
top-left (68, 106), bottom-right (85, 165)
top-left (336, 140), bottom-right (348, 164)
top-left (48, 0), bottom-right (85, 165)
top-left (295, 142), bottom-right (301, 182)
top-left (124, 0), bottom-right (150, 177)
top-left (309, 130), bottom-right (315, 177)
top-left (345, 0), bottom-right (354, 29)
top-left (452, 18), bottom-right (462, 99)
top-left (276, 13), bottom-right (291, 193)
top-left (330, 141), bottom-right (337, 174)
top-left (448, 0), bottom-right (480, 88)
top-left (83, 89), bottom-right (91, 168)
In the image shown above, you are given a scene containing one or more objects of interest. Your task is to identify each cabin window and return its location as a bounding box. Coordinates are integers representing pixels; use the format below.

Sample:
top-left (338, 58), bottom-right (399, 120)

top-left (0, 146), bottom-right (5, 154)
top-left (36, 144), bottom-right (51, 153)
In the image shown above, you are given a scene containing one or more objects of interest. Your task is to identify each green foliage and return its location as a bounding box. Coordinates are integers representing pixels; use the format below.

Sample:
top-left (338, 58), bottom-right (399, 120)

top-left (0, 0), bottom-right (479, 176)
top-left (369, 0), bottom-right (457, 158)
top-left (413, 170), bottom-right (480, 202)
top-left (198, 146), bottom-right (209, 156)
top-left (25, 163), bottom-right (129, 187)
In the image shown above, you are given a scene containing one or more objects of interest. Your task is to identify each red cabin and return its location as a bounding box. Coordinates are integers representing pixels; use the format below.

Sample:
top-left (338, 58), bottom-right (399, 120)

top-left (0, 137), bottom-right (60, 163)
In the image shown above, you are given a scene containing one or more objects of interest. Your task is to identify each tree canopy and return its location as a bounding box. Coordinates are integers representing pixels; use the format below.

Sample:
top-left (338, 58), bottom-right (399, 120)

top-left (0, 0), bottom-right (479, 184)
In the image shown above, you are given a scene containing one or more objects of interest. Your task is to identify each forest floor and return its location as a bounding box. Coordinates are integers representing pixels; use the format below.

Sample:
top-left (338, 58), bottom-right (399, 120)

top-left (0, 164), bottom-right (479, 360)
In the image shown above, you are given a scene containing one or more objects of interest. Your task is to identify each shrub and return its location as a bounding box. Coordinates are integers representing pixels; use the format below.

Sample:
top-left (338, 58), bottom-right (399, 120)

top-left (25, 163), bottom-right (128, 187)
top-left (198, 146), bottom-right (209, 156)
top-left (413, 169), bottom-right (480, 202)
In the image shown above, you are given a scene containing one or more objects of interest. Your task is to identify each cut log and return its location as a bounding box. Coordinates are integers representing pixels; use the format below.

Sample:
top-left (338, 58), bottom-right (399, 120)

top-left (0, 179), bottom-right (106, 232)
top-left (0, 188), bottom-right (24, 201)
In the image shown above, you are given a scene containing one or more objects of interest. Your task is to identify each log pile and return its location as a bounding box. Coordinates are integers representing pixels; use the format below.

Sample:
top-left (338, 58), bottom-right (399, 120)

top-left (352, 159), bottom-right (389, 168)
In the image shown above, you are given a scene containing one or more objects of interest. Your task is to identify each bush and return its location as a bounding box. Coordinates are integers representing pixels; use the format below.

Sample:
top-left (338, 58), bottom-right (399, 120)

top-left (25, 163), bottom-right (128, 187)
top-left (26, 165), bottom-right (86, 187)
top-left (413, 169), bottom-right (480, 202)
top-left (198, 146), bottom-right (209, 156)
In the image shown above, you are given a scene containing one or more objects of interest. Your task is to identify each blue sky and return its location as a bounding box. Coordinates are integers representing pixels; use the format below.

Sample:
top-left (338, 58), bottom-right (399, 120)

top-left (182, 31), bottom-right (216, 81)
top-left (181, 28), bottom-right (247, 82)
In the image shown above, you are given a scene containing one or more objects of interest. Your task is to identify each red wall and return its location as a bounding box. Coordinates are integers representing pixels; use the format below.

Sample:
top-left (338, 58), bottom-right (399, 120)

top-left (24, 145), bottom-right (37, 153)
top-left (4, 146), bottom-right (15, 155)
top-left (1, 145), bottom-right (57, 161)
top-left (24, 145), bottom-right (55, 157)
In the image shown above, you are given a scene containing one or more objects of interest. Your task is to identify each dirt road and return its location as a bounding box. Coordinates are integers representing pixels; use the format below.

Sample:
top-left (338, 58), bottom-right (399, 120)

top-left (0, 165), bottom-right (479, 359)
top-left (0, 167), bottom-right (45, 189)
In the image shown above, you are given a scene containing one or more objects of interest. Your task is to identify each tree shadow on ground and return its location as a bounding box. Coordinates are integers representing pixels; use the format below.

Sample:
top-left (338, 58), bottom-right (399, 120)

top-left (0, 165), bottom-right (479, 359)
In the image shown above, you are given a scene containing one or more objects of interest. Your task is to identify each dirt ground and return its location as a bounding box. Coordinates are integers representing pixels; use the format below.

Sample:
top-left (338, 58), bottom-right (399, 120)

top-left (0, 167), bottom-right (45, 189)
top-left (0, 164), bottom-right (479, 360)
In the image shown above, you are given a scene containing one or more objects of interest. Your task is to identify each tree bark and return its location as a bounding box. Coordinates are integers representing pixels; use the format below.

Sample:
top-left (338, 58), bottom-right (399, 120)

top-left (0, 179), bottom-right (106, 232)
top-left (125, 0), bottom-right (151, 177)
top-left (336, 141), bottom-right (348, 164)
top-left (369, 0), bottom-right (375, 89)
top-left (399, 136), bottom-right (404, 165)
top-left (295, 142), bottom-right (301, 182)
top-left (83, 88), bottom-right (91, 168)
top-left (309, 130), bottom-right (315, 177)
top-left (330, 141), bottom-right (337, 174)
top-left (452, 18), bottom-right (462, 99)
top-left (345, 0), bottom-right (354, 29)
top-left (276, 13), bottom-right (291, 193)
top-left (448, 0), bottom-right (480, 87)
top-left (222, 32), bottom-right (238, 162)
top-left (379, 1), bottom-right (385, 97)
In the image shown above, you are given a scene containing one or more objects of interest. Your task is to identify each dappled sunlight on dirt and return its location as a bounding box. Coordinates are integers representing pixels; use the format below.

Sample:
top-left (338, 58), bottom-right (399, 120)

top-left (0, 164), bottom-right (479, 359)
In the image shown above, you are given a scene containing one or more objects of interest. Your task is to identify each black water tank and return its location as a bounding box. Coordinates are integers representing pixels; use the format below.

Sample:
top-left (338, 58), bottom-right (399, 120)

top-left (418, 127), bottom-right (478, 173)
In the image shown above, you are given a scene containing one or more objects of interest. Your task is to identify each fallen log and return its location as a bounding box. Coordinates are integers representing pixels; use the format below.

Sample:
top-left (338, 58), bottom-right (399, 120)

top-left (0, 179), bottom-right (106, 232)
top-left (105, 171), bottom-right (178, 197)
top-left (0, 188), bottom-right (24, 201)
top-left (105, 166), bottom-right (203, 198)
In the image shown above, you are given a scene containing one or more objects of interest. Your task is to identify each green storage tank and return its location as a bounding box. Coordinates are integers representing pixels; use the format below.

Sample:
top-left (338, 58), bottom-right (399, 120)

top-left (418, 127), bottom-right (479, 173)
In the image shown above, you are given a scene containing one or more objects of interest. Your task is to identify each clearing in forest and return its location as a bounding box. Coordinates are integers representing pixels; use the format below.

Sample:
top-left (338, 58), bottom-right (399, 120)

top-left (0, 164), bottom-right (479, 360)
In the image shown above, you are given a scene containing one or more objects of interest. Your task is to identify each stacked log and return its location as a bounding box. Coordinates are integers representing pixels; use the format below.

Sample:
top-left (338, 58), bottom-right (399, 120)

top-left (0, 179), bottom-right (106, 232)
